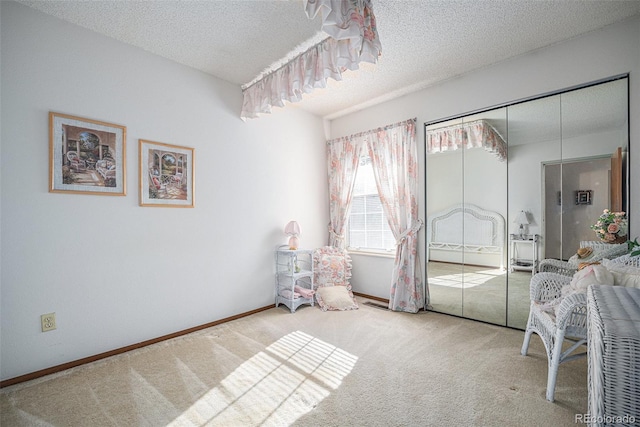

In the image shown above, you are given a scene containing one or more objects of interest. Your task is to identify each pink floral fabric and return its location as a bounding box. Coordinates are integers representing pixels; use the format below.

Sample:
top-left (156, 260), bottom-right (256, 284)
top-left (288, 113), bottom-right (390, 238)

top-left (326, 119), bottom-right (424, 313)
top-left (241, 0), bottom-right (381, 120)
top-left (326, 135), bottom-right (365, 248)
top-left (305, 0), bottom-right (381, 64)
top-left (367, 119), bottom-right (425, 313)
top-left (313, 246), bottom-right (358, 311)
top-left (313, 246), bottom-right (353, 288)
top-left (426, 120), bottom-right (507, 161)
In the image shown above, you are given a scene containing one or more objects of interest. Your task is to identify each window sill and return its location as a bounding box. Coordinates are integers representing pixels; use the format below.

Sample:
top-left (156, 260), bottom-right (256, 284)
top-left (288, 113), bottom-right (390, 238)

top-left (347, 248), bottom-right (395, 259)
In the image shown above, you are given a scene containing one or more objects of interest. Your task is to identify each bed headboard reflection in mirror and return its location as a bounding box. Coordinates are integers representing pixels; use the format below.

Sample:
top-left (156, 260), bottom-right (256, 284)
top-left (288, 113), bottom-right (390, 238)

top-left (426, 204), bottom-right (505, 270)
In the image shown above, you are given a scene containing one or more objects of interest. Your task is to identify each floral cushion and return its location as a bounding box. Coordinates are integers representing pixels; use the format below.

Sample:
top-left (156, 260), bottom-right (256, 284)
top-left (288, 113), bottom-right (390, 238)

top-left (315, 255), bottom-right (348, 287)
top-left (313, 247), bottom-right (352, 288)
top-left (313, 246), bottom-right (357, 311)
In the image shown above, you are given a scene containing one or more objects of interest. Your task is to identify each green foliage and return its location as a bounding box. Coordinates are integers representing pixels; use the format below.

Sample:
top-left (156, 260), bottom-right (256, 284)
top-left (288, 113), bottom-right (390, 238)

top-left (628, 237), bottom-right (640, 257)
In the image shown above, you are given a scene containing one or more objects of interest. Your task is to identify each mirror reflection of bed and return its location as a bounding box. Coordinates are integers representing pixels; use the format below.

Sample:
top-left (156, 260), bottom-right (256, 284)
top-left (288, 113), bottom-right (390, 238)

top-left (426, 204), bottom-right (531, 326)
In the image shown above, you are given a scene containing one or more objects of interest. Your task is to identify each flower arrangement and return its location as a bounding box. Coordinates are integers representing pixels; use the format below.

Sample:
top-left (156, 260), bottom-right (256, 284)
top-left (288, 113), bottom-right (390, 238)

top-left (590, 209), bottom-right (628, 243)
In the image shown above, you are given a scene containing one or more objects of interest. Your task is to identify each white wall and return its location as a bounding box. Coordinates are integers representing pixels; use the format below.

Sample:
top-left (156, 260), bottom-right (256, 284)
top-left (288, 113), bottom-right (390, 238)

top-left (0, 2), bottom-right (329, 381)
top-left (330, 16), bottom-right (640, 299)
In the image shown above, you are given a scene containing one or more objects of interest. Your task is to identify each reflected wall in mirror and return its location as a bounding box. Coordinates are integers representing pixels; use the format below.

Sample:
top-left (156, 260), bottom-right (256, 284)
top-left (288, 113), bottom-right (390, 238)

top-left (425, 76), bottom-right (629, 329)
top-left (558, 79), bottom-right (629, 260)
top-left (507, 95), bottom-right (561, 328)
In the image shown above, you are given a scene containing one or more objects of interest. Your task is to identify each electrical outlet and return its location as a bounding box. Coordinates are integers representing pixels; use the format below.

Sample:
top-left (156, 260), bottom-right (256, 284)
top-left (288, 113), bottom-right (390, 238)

top-left (41, 313), bottom-right (56, 332)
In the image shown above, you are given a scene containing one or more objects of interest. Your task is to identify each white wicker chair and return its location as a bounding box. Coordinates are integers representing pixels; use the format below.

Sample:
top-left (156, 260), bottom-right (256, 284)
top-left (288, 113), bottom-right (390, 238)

top-left (605, 252), bottom-right (640, 269)
top-left (538, 242), bottom-right (628, 277)
top-left (521, 272), bottom-right (589, 402)
top-left (523, 252), bottom-right (637, 402)
top-left (538, 259), bottom-right (578, 277)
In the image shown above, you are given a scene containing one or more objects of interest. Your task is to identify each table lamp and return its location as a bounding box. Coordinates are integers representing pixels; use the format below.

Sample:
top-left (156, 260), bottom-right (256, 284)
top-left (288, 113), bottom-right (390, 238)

top-left (284, 221), bottom-right (301, 250)
top-left (515, 211), bottom-right (529, 239)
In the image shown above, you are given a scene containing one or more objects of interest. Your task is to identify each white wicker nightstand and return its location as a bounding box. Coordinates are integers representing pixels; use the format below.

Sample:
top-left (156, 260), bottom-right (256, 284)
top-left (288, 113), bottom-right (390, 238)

top-left (275, 249), bottom-right (314, 313)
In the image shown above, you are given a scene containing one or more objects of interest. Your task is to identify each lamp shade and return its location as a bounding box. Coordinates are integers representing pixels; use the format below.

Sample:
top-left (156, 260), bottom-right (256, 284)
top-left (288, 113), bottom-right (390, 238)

top-left (514, 211), bottom-right (529, 226)
top-left (284, 221), bottom-right (301, 236)
top-left (284, 221), bottom-right (301, 250)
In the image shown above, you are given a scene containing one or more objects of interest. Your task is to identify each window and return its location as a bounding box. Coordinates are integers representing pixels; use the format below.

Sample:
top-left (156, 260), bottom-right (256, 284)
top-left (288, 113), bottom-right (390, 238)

top-left (347, 155), bottom-right (395, 252)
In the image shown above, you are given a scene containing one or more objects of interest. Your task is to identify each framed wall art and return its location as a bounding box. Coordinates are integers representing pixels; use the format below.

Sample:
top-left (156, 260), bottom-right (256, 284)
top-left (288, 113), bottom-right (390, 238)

top-left (139, 139), bottom-right (195, 208)
top-left (49, 112), bottom-right (126, 195)
top-left (575, 190), bottom-right (593, 205)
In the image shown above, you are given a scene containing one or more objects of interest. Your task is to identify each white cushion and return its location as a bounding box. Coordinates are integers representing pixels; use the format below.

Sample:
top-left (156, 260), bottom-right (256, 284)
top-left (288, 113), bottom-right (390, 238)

top-left (315, 286), bottom-right (358, 311)
top-left (602, 259), bottom-right (640, 288)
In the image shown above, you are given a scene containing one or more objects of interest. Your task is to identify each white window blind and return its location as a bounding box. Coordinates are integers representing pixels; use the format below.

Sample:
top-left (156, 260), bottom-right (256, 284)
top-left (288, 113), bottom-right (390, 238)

top-left (348, 156), bottom-right (395, 251)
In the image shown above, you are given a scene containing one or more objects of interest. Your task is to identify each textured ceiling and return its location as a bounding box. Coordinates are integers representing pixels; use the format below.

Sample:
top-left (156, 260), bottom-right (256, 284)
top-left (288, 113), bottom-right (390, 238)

top-left (17, 0), bottom-right (640, 119)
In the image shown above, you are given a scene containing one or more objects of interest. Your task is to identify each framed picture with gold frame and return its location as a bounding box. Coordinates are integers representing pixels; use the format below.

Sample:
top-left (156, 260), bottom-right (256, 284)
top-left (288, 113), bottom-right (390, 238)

top-left (139, 139), bottom-right (195, 208)
top-left (49, 112), bottom-right (126, 195)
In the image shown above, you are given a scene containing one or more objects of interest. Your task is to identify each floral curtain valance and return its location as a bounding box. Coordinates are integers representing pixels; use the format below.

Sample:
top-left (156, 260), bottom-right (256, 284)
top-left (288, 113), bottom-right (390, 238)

top-left (426, 120), bottom-right (507, 162)
top-left (240, 0), bottom-right (381, 120)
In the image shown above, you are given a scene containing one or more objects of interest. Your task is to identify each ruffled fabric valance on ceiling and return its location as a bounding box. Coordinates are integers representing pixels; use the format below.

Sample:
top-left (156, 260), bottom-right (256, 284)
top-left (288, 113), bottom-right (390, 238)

top-left (305, 0), bottom-right (381, 64)
top-left (426, 120), bottom-right (507, 162)
top-left (240, 0), bottom-right (381, 120)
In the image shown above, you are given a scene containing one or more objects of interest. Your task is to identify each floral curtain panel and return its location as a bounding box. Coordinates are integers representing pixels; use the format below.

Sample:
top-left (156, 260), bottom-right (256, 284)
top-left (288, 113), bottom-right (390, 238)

top-left (240, 0), bottom-right (381, 120)
top-left (367, 119), bottom-right (424, 313)
top-left (326, 135), bottom-right (365, 248)
top-left (426, 120), bottom-right (507, 161)
top-left (326, 118), bottom-right (424, 313)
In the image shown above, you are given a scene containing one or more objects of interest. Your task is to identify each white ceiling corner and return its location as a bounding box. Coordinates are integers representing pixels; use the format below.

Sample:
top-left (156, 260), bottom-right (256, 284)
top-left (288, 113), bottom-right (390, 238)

top-left (16, 0), bottom-right (640, 119)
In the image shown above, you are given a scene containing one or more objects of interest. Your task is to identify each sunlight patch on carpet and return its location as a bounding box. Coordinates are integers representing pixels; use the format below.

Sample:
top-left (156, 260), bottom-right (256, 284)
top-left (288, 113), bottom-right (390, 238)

top-left (428, 268), bottom-right (505, 289)
top-left (167, 331), bottom-right (358, 426)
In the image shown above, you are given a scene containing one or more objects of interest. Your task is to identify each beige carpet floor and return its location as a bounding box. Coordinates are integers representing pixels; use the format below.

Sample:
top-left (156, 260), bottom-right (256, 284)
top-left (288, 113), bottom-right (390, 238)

top-left (1, 297), bottom-right (587, 426)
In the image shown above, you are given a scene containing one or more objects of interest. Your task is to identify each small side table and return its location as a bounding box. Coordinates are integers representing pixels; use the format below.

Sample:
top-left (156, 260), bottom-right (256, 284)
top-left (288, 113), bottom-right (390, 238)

top-left (274, 249), bottom-right (314, 313)
top-left (509, 234), bottom-right (539, 275)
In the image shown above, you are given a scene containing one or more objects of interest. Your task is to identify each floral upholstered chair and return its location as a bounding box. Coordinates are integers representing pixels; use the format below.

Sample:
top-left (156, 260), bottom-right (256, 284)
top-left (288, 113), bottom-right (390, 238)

top-left (312, 246), bottom-right (358, 311)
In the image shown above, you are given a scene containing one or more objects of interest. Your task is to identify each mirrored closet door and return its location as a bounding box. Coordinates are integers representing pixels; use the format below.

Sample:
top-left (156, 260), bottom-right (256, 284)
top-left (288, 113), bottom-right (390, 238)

top-left (425, 76), bottom-right (629, 329)
top-left (426, 109), bottom-right (508, 325)
top-left (506, 95), bottom-right (561, 328)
